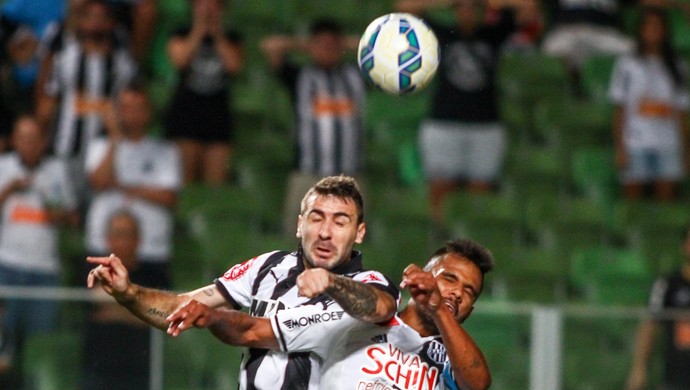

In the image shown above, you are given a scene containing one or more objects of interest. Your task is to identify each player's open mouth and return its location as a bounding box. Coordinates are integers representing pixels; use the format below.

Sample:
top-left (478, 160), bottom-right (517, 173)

top-left (443, 300), bottom-right (457, 315)
top-left (314, 245), bottom-right (334, 257)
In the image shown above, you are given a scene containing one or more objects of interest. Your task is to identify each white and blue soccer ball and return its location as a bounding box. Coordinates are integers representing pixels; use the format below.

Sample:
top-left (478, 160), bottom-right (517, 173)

top-left (358, 13), bottom-right (440, 95)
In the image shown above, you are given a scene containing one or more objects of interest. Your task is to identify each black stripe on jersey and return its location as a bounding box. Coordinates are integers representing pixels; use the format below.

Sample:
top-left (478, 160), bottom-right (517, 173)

top-left (281, 352), bottom-right (311, 390)
top-left (246, 250), bottom-right (310, 389)
top-left (72, 53), bottom-right (87, 156)
top-left (252, 251), bottom-right (293, 296)
top-left (245, 348), bottom-right (269, 390)
top-left (104, 54), bottom-right (114, 96)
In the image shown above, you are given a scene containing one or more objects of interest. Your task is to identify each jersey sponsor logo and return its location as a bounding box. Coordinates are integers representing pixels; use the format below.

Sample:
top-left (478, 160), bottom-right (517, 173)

top-left (281, 310), bottom-right (345, 330)
top-left (361, 344), bottom-right (439, 390)
top-left (222, 257), bottom-right (257, 281)
top-left (250, 298), bottom-right (286, 318)
top-left (361, 272), bottom-right (383, 283)
top-left (10, 205), bottom-right (49, 224)
top-left (356, 379), bottom-right (397, 390)
top-left (425, 340), bottom-right (447, 365)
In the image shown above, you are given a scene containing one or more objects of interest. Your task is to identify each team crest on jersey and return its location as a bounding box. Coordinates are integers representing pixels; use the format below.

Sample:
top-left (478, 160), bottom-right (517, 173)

top-left (222, 257), bottom-right (257, 281)
top-left (426, 340), bottom-right (447, 365)
top-left (281, 310), bottom-right (345, 330)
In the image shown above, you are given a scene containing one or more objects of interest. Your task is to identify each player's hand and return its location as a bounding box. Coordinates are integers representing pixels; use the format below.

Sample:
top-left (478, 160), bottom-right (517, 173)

top-left (296, 268), bottom-right (332, 298)
top-left (166, 299), bottom-right (217, 337)
top-left (86, 254), bottom-right (133, 302)
top-left (400, 264), bottom-right (442, 313)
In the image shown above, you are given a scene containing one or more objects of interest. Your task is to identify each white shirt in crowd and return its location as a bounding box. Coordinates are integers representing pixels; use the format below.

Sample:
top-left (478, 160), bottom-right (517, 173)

top-left (609, 55), bottom-right (690, 151)
top-left (84, 137), bottom-right (182, 262)
top-left (0, 153), bottom-right (77, 274)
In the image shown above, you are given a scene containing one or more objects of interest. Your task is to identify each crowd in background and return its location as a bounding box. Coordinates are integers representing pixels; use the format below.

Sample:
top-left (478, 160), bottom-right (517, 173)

top-left (0, 0), bottom-right (689, 388)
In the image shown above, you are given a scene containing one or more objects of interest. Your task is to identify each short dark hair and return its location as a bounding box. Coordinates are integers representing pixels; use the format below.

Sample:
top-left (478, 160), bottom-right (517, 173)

top-left (300, 175), bottom-right (364, 224)
top-left (80, 0), bottom-right (115, 19)
top-left (106, 209), bottom-right (140, 237)
top-left (425, 238), bottom-right (495, 275)
top-left (309, 18), bottom-right (343, 36)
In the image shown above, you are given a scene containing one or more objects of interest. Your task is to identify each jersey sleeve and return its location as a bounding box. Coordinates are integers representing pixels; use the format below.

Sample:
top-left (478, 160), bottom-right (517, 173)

top-left (213, 251), bottom-right (282, 309)
top-left (352, 270), bottom-right (402, 308)
top-left (270, 304), bottom-right (364, 358)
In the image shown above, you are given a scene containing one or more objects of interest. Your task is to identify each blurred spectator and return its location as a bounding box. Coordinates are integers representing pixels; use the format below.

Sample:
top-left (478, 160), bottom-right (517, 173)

top-left (0, 98), bottom-right (12, 153)
top-left (85, 84), bottom-right (181, 288)
top-left (608, 6), bottom-right (689, 201)
top-left (0, 115), bottom-right (78, 377)
top-left (164, 0), bottom-right (244, 186)
top-left (0, 0), bottom-right (66, 112)
top-left (541, 0), bottom-right (634, 73)
top-left (35, 0), bottom-right (136, 199)
top-left (260, 19), bottom-right (366, 236)
top-left (397, 0), bottom-right (517, 224)
top-left (107, 0), bottom-right (157, 62)
top-left (82, 210), bottom-right (168, 390)
top-left (627, 226), bottom-right (690, 390)
top-left (495, 0), bottom-right (544, 51)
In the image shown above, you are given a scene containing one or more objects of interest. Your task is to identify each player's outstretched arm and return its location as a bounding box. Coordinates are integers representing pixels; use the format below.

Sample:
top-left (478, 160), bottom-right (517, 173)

top-left (401, 265), bottom-right (491, 390)
top-left (86, 255), bottom-right (227, 329)
top-left (166, 299), bottom-right (279, 349)
top-left (297, 268), bottom-right (397, 323)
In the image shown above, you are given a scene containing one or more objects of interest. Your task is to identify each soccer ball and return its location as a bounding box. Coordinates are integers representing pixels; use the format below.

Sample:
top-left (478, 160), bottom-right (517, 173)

top-left (358, 13), bottom-right (439, 95)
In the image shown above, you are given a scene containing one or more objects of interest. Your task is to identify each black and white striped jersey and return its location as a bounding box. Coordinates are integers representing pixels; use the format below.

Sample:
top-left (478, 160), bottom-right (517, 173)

top-left (43, 25), bottom-right (136, 158)
top-left (214, 249), bottom-right (399, 390)
top-left (271, 308), bottom-right (458, 390)
top-left (281, 63), bottom-right (366, 176)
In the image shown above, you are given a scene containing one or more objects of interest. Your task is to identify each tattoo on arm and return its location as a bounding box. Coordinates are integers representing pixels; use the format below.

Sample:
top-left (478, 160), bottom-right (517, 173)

top-left (145, 307), bottom-right (170, 319)
top-left (202, 287), bottom-right (215, 297)
top-left (326, 276), bottom-right (378, 320)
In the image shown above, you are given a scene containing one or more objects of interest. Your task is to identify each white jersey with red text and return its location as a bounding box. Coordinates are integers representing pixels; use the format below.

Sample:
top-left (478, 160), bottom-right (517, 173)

top-left (271, 308), bottom-right (458, 390)
top-left (214, 249), bottom-right (400, 390)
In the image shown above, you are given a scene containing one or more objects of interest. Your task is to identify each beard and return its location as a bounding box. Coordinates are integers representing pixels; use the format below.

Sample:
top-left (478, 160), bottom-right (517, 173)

top-left (414, 303), bottom-right (440, 336)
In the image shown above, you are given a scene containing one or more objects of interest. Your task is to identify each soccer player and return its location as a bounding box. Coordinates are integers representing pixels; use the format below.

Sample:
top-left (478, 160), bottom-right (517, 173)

top-left (86, 175), bottom-right (399, 389)
top-left (168, 239), bottom-right (493, 390)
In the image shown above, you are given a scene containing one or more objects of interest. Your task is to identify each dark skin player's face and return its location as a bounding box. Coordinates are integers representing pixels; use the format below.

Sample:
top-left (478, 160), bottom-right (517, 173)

top-left (416, 254), bottom-right (483, 328)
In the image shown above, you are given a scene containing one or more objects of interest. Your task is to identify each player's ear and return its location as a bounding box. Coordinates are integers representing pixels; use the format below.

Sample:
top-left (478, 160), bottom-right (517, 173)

top-left (355, 222), bottom-right (366, 244)
top-left (296, 215), bottom-right (303, 238)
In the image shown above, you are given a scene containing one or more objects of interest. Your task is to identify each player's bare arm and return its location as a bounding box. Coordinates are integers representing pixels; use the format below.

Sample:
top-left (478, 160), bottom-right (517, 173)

top-left (402, 264), bottom-right (491, 390)
top-left (86, 254), bottom-right (227, 329)
top-left (166, 299), bottom-right (278, 349)
top-left (297, 268), bottom-right (396, 323)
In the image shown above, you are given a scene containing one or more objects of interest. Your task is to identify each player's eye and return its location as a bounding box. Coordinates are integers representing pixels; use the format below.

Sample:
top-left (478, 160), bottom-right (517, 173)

top-left (308, 214), bottom-right (323, 222)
